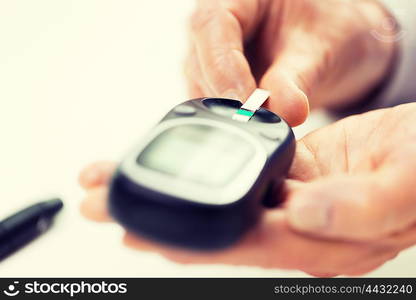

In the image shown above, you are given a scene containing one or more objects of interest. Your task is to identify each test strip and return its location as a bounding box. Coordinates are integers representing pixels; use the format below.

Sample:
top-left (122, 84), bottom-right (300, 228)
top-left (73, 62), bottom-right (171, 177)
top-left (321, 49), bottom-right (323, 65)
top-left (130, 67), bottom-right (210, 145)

top-left (232, 89), bottom-right (270, 122)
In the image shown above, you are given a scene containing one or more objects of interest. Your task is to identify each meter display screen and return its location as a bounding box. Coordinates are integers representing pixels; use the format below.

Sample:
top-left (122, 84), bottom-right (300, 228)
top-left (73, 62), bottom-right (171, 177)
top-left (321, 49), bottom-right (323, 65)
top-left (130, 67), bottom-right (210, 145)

top-left (137, 124), bottom-right (255, 187)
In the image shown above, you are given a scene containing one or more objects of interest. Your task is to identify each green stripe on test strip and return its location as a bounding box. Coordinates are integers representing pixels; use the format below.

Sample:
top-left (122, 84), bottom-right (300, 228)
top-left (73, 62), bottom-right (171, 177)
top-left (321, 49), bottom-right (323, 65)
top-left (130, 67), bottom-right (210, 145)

top-left (236, 109), bottom-right (254, 117)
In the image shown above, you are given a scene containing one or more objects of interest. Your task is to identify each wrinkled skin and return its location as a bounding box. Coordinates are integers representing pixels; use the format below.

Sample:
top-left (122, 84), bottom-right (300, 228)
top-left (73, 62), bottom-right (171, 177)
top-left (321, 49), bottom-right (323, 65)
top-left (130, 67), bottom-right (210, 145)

top-left (184, 0), bottom-right (396, 125)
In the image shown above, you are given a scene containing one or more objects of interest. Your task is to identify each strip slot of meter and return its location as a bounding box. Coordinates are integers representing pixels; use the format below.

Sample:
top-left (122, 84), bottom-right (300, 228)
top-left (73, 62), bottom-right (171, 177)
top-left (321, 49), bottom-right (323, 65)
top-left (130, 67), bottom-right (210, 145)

top-left (232, 89), bottom-right (270, 122)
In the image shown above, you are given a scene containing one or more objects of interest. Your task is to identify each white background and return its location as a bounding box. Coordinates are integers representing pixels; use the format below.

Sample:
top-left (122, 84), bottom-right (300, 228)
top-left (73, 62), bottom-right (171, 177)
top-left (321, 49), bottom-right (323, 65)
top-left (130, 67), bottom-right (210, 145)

top-left (0, 0), bottom-right (414, 277)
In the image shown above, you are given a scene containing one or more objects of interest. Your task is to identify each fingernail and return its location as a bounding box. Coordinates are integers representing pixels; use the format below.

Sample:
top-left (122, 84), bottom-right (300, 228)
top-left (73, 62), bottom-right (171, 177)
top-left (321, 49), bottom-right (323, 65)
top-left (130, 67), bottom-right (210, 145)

top-left (288, 197), bottom-right (331, 232)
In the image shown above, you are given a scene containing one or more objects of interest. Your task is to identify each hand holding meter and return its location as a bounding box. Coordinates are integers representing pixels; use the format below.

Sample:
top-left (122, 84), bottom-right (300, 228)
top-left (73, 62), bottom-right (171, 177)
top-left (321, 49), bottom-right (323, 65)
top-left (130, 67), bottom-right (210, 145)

top-left (109, 90), bottom-right (295, 250)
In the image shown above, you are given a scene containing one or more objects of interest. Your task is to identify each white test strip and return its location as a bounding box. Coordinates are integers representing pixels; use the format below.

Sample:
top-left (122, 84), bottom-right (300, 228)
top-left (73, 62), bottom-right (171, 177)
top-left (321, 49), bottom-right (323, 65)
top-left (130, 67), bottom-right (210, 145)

top-left (241, 89), bottom-right (271, 112)
top-left (232, 89), bottom-right (271, 122)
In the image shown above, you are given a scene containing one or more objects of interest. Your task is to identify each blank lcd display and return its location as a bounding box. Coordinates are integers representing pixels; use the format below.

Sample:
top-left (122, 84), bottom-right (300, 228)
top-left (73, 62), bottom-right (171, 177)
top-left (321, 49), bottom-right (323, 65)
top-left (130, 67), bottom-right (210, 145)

top-left (137, 124), bottom-right (255, 187)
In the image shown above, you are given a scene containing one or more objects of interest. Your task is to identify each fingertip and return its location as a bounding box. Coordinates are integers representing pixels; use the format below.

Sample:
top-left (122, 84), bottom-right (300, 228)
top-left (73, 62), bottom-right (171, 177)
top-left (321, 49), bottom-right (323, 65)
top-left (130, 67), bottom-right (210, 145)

top-left (122, 232), bottom-right (159, 251)
top-left (271, 88), bottom-right (309, 126)
top-left (261, 72), bottom-right (310, 127)
top-left (78, 161), bottom-right (117, 189)
top-left (80, 187), bottom-right (112, 222)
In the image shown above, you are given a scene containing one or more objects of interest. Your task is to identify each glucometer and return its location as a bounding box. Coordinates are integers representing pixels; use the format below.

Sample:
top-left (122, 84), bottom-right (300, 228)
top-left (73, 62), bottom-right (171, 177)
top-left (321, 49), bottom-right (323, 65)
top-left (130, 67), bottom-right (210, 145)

top-left (109, 89), bottom-right (295, 250)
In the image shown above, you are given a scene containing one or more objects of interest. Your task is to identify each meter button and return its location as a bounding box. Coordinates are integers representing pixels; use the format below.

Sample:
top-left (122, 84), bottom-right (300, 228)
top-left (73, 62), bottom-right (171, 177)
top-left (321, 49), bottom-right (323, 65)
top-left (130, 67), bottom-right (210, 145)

top-left (251, 109), bottom-right (281, 123)
top-left (174, 105), bottom-right (196, 116)
top-left (260, 130), bottom-right (283, 141)
top-left (202, 98), bottom-right (241, 117)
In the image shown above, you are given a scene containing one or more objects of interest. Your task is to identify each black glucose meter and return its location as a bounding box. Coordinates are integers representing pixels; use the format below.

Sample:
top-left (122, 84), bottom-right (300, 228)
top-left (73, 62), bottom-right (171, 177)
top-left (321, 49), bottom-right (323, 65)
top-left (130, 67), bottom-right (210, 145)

top-left (109, 94), bottom-right (295, 250)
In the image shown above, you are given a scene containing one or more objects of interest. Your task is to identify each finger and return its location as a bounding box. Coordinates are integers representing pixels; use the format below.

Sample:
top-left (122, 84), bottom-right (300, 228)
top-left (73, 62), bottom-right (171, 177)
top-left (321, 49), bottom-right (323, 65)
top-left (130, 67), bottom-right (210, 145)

top-left (80, 186), bottom-right (112, 222)
top-left (84, 181), bottom-right (415, 274)
top-left (287, 161), bottom-right (416, 240)
top-left (122, 229), bottom-right (270, 267)
top-left (342, 251), bottom-right (399, 276)
top-left (190, 0), bottom-right (259, 100)
top-left (121, 210), bottom-right (382, 275)
top-left (260, 66), bottom-right (310, 126)
top-left (259, 29), bottom-right (342, 125)
top-left (184, 47), bottom-right (207, 98)
top-left (78, 161), bottom-right (117, 189)
top-left (287, 141), bottom-right (324, 182)
top-left (124, 208), bottom-right (412, 271)
top-left (185, 54), bottom-right (206, 99)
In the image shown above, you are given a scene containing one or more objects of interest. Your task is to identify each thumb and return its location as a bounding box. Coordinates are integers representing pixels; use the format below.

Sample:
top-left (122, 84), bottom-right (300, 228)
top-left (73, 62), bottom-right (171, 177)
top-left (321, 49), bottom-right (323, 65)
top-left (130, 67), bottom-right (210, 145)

top-left (260, 67), bottom-right (309, 126)
top-left (259, 34), bottom-right (332, 126)
top-left (286, 168), bottom-right (416, 241)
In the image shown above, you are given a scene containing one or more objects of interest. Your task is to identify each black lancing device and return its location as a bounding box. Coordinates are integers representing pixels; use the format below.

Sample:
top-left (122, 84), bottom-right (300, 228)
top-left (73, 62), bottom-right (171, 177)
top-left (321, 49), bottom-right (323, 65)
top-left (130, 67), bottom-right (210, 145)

top-left (0, 198), bottom-right (63, 261)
